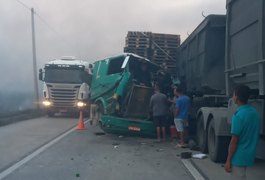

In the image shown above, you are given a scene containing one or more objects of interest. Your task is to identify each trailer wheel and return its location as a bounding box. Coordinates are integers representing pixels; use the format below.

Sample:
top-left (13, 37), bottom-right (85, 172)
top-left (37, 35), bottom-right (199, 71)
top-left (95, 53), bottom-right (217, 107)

top-left (208, 119), bottom-right (230, 163)
top-left (197, 115), bottom-right (208, 153)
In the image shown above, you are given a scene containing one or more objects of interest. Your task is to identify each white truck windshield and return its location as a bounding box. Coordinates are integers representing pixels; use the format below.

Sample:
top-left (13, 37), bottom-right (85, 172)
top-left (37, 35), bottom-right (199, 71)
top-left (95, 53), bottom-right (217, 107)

top-left (44, 68), bottom-right (83, 84)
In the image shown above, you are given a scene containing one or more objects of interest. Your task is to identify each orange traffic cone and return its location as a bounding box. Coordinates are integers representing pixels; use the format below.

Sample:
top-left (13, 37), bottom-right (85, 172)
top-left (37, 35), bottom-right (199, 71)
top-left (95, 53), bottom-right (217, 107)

top-left (76, 110), bottom-right (86, 130)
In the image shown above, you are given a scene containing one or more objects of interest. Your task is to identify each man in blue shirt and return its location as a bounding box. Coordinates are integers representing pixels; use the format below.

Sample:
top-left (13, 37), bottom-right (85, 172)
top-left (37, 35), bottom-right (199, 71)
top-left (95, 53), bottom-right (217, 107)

top-left (225, 85), bottom-right (260, 180)
top-left (174, 86), bottom-right (190, 148)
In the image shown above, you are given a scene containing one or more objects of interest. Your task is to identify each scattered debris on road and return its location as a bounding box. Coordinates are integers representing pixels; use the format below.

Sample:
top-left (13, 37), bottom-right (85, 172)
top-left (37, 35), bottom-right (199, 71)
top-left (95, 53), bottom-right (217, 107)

top-left (192, 153), bottom-right (207, 159)
top-left (112, 142), bottom-right (120, 146)
top-left (156, 148), bottom-right (164, 152)
top-left (180, 152), bottom-right (192, 159)
top-left (94, 132), bottom-right (105, 136)
top-left (112, 143), bottom-right (120, 149)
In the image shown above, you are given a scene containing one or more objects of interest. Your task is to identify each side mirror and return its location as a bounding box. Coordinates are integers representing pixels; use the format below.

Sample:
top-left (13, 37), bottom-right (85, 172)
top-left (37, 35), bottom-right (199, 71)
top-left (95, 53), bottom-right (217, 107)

top-left (39, 69), bottom-right (43, 81)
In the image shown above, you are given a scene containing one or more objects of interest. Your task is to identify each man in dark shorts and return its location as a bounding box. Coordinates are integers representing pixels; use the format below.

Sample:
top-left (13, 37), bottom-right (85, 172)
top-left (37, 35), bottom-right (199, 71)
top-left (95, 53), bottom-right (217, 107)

top-left (149, 85), bottom-right (168, 141)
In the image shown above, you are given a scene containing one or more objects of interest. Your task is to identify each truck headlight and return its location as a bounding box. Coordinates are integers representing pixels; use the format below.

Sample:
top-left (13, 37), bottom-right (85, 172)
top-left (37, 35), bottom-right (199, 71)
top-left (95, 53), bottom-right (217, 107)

top-left (77, 101), bottom-right (86, 107)
top-left (43, 100), bottom-right (52, 106)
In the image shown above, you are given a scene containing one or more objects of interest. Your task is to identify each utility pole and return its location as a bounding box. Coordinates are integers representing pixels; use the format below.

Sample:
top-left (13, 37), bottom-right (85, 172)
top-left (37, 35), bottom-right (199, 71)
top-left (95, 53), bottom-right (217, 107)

top-left (31, 8), bottom-right (40, 109)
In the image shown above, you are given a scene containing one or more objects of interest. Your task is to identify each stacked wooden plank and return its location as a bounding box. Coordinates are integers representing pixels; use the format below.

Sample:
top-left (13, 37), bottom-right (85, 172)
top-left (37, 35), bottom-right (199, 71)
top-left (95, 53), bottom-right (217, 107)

top-left (124, 31), bottom-right (152, 59)
top-left (151, 33), bottom-right (180, 73)
top-left (124, 31), bottom-right (180, 73)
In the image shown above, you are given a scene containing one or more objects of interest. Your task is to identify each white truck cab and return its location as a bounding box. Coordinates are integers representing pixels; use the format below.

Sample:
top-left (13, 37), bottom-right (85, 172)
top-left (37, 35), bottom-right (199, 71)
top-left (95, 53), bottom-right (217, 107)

top-left (39, 56), bottom-right (92, 116)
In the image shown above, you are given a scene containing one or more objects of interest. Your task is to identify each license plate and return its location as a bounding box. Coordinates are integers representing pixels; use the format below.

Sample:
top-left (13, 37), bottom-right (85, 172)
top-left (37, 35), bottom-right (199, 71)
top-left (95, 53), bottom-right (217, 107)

top-left (59, 109), bottom-right (67, 113)
top-left (128, 126), bottom-right (141, 132)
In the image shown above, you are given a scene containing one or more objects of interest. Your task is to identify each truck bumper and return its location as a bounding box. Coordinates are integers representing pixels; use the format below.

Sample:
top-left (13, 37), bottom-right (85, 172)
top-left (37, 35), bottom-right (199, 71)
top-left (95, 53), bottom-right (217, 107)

top-left (100, 115), bottom-right (156, 137)
top-left (43, 106), bottom-right (88, 114)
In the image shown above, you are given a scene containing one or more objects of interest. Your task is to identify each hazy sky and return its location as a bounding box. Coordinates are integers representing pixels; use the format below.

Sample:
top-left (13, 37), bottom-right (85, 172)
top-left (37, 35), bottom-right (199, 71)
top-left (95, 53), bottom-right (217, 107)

top-left (0, 0), bottom-right (226, 93)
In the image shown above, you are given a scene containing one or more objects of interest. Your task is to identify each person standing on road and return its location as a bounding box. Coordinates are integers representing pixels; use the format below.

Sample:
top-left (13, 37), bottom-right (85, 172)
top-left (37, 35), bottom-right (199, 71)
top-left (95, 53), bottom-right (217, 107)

top-left (174, 86), bottom-right (190, 148)
top-left (150, 85), bottom-right (168, 142)
top-left (225, 85), bottom-right (260, 180)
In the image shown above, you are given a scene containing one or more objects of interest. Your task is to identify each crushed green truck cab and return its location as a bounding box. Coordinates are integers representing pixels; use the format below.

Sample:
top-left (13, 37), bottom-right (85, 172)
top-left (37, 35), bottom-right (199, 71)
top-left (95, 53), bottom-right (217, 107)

top-left (90, 53), bottom-right (167, 137)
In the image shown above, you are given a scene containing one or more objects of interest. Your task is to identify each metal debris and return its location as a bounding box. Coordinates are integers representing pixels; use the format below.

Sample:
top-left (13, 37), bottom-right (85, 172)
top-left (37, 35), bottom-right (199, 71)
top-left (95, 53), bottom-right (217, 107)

top-left (156, 148), bottom-right (164, 152)
top-left (112, 142), bottom-right (120, 146)
top-left (192, 153), bottom-right (207, 159)
top-left (181, 152), bottom-right (192, 159)
top-left (94, 132), bottom-right (105, 136)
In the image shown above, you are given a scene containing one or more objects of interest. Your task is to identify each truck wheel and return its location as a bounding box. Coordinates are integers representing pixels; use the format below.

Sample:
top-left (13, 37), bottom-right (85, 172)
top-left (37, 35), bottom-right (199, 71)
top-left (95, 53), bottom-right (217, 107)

top-left (208, 119), bottom-right (230, 163)
top-left (197, 115), bottom-right (208, 153)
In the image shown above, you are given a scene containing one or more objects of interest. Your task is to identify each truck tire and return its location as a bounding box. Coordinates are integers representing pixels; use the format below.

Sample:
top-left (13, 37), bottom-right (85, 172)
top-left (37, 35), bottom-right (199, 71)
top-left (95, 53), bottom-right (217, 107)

top-left (197, 115), bottom-right (208, 153)
top-left (208, 119), bottom-right (230, 163)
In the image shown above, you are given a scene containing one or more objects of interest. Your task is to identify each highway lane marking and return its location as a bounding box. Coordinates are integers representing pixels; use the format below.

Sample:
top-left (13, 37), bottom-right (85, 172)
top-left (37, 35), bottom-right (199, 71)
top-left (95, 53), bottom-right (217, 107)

top-left (0, 119), bottom-right (89, 180)
top-left (181, 159), bottom-right (205, 180)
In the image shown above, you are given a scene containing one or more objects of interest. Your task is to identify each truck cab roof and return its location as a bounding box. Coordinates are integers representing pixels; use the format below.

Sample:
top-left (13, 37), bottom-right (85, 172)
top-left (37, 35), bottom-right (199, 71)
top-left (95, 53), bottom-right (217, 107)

top-left (47, 59), bottom-right (89, 67)
top-left (94, 53), bottom-right (162, 72)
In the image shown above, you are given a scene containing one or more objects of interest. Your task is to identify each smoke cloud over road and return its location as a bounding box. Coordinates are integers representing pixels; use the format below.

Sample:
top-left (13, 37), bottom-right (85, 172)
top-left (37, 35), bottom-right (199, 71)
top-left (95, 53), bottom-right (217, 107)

top-left (0, 0), bottom-right (225, 111)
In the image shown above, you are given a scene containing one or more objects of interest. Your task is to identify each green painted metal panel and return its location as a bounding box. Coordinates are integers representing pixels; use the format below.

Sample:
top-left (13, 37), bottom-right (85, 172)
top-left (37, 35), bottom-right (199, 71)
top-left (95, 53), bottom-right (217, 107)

top-left (100, 115), bottom-right (156, 137)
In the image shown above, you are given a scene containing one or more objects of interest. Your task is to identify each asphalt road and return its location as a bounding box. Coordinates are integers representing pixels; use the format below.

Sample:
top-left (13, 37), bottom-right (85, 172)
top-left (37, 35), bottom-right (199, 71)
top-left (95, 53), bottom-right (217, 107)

top-left (1, 116), bottom-right (264, 180)
top-left (0, 116), bottom-right (195, 180)
top-left (0, 116), bottom-right (77, 172)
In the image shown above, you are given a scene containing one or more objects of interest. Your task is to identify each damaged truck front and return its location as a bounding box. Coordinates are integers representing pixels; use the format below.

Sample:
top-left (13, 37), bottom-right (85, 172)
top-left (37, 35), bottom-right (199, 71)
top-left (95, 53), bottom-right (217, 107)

top-left (90, 53), bottom-right (165, 137)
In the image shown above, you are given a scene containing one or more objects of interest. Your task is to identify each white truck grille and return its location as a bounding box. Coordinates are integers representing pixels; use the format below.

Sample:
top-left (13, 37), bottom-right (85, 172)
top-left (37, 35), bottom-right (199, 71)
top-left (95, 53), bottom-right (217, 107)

top-left (49, 88), bottom-right (79, 107)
